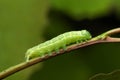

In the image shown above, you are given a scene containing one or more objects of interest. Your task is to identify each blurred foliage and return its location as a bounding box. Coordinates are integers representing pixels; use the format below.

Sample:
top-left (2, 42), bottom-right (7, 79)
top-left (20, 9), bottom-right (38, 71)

top-left (89, 70), bottom-right (120, 80)
top-left (50, 0), bottom-right (112, 19)
top-left (115, 0), bottom-right (120, 17)
top-left (0, 0), bottom-right (49, 80)
top-left (0, 0), bottom-right (120, 80)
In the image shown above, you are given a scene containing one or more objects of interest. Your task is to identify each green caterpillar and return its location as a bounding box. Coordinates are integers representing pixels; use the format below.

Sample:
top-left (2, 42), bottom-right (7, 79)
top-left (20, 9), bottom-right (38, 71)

top-left (25, 30), bottom-right (92, 61)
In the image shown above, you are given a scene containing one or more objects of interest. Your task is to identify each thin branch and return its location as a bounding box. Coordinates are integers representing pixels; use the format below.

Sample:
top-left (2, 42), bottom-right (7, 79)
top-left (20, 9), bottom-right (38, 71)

top-left (104, 28), bottom-right (120, 36)
top-left (0, 28), bottom-right (120, 79)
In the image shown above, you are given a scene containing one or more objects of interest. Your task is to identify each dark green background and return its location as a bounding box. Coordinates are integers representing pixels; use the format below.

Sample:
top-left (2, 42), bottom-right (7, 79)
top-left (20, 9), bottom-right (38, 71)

top-left (0, 0), bottom-right (120, 80)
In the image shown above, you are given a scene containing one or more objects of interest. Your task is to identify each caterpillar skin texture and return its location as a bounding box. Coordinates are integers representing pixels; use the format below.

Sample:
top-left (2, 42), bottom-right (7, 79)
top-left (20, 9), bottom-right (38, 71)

top-left (25, 30), bottom-right (92, 61)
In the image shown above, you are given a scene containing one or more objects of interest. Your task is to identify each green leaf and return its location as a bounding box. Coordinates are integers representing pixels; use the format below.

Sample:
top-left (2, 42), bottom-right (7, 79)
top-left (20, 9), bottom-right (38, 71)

top-left (89, 70), bottom-right (120, 80)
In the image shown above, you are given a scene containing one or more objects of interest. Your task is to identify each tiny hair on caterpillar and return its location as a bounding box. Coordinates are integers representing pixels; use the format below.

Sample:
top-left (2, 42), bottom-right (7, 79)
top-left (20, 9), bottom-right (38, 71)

top-left (25, 30), bottom-right (92, 61)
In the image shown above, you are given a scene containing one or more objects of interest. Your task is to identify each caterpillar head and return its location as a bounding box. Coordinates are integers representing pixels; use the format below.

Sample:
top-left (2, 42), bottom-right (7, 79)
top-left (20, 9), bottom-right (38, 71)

top-left (81, 30), bottom-right (92, 39)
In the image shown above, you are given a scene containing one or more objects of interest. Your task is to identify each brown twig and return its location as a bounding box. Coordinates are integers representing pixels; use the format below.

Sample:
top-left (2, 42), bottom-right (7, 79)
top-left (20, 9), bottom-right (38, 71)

top-left (0, 28), bottom-right (120, 79)
top-left (104, 28), bottom-right (120, 36)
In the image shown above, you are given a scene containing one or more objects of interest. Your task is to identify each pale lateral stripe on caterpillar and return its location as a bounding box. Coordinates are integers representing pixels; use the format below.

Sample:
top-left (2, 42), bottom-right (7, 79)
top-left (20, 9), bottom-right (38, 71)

top-left (25, 30), bottom-right (92, 61)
